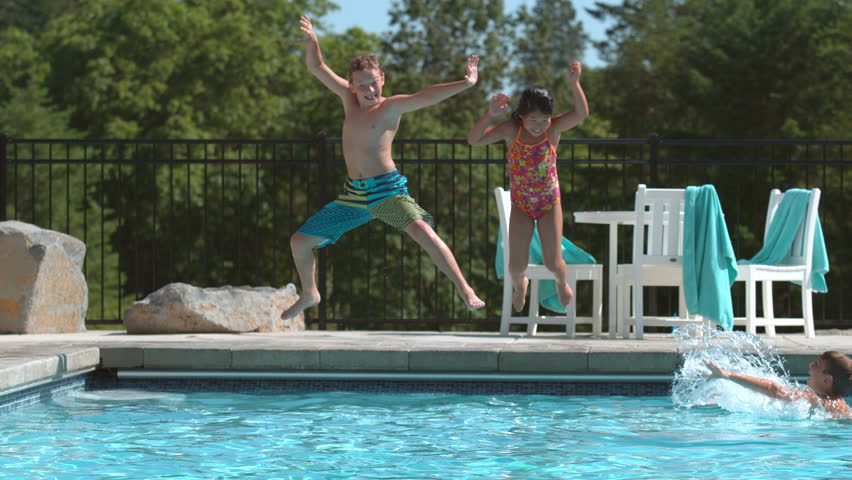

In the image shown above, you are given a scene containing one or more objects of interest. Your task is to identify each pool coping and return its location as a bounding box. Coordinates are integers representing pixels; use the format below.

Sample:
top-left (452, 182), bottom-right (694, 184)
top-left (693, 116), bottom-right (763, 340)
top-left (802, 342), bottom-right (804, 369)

top-left (1, 330), bottom-right (849, 400)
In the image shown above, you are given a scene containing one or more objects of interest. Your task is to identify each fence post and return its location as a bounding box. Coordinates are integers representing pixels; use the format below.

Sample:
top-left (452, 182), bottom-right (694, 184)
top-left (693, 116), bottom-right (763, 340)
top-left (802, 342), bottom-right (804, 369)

top-left (648, 132), bottom-right (660, 187)
top-left (315, 132), bottom-right (328, 330)
top-left (0, 132), bottom-right (7, 222)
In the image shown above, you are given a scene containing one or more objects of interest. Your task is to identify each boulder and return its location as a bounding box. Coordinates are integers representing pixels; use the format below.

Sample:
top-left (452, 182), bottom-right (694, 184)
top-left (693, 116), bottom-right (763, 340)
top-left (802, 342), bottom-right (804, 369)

top-left (123, 282), bottom-right (305, 334)
top-left (0, 221), bottom-right (88, 333)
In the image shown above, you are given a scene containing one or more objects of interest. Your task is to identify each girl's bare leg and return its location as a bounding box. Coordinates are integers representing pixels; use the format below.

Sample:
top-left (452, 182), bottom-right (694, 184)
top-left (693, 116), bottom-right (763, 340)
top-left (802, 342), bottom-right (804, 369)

top-left (508, 207), bottom-right (536, 311)
top-left (537, 206), bottom-right (574, 307)
top-left (405, 220), bottom-right (485, 310)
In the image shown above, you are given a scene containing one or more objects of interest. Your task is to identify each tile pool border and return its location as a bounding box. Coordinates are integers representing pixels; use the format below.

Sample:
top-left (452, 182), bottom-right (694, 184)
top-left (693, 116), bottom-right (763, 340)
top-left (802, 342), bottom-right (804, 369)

top-left (91, 369), bottom-right (676, 396)
top-left (0, 368), bottom-right (95, 414)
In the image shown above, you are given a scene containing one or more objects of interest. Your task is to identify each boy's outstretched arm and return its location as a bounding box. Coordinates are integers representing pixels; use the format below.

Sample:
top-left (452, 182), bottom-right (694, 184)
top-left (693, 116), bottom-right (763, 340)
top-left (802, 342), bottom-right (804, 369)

top-left (390, 55), bottom-right (479, 114)
top-left (298, 15), bottom-right (349, 98)
top-left (468, 93), bottom-right (512, 146)
top-left (552, 61), bottom-right (589, 132)
top-left (703, 360), bottom-right (804, 402)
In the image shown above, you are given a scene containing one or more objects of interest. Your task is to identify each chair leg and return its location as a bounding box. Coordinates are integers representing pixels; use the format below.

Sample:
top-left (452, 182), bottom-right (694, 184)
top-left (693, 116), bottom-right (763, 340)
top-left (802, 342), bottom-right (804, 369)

top-left (634, 277), bottom-right (644, 340)
top-left (528, 280), bottom-right (540, 336)
top-left (745, 278), bottom-right (757, 335)
top-left (802, 286), bottom-right (815, 338)
top-left (762, 280), bottom-right (776, 337)
top-left (500, 278), bottom-right (513, 336)
top-left (592, 270), bottom-right (603, 337)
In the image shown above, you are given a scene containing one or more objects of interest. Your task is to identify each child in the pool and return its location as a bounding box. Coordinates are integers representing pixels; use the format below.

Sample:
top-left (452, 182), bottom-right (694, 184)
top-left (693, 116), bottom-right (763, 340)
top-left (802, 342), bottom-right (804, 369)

top-left (467, 62), bottom-right (588, 311)
top-left (281, 14), bottom-right (485, 320)
top-left (703, 351), bottom-right (852, 418)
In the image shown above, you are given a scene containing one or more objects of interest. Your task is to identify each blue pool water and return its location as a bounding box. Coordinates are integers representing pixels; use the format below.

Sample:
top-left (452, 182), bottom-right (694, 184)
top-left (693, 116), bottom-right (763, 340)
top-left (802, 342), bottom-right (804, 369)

top-left (0, 389), bottom-right (850, 479)
top-left (1, 327), bottom-right (850, 479)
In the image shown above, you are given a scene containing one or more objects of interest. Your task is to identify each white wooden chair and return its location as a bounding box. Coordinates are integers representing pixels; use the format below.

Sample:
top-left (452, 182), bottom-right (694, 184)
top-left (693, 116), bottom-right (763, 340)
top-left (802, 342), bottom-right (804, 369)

top-left (494, 187), bottom-right (603, 337)
top-left (616, 185), bottom-right (706, 339)
top-left (733, 188), bottom-right (821, 338)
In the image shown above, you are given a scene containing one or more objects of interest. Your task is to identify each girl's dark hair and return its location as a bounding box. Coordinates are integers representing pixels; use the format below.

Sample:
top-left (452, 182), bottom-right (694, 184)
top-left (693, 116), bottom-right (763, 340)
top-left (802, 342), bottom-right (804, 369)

top-left (511, 85), bottom-right (554, 121)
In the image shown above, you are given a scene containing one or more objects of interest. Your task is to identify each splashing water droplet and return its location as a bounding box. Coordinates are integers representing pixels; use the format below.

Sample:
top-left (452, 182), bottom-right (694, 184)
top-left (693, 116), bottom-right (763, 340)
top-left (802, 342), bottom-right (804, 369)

top-left (671, 325), bottom-right (814, 419)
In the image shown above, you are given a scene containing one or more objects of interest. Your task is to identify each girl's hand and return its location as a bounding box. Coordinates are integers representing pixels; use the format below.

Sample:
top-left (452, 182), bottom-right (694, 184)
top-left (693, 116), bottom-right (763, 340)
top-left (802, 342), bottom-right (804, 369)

top-left (568, 60), bottom-right (582, 84)
top-left (298, 14), bottom-right (317, 44)
top-left (702, 360), bottom-right (729, 379)
top-left (464, 55), bottom-right (480, 87)
top-left (488, 93), bottom-right (511, 116)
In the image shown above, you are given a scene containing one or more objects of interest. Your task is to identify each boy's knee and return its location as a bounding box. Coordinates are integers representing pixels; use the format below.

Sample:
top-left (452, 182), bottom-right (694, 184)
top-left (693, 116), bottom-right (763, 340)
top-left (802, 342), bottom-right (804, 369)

top-left (405, 219), bottom-right (434, 242)
top-left (543, 256), bottom-right (566, 272)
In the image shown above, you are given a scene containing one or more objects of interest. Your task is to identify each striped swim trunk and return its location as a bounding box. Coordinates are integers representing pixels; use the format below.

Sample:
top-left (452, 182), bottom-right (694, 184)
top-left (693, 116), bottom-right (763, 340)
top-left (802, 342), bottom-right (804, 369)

top-left (297, 169), bottom-right (434, 248)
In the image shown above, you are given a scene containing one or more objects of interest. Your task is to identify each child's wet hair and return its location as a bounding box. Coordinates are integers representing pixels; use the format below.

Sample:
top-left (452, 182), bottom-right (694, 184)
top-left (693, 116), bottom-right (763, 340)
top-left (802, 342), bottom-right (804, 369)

top-left (821, 351), bottom-right (852, 396)
top-left (512, 85), bottom-right (555, 121)
top-left (349, 54), bottom-right (382, 79)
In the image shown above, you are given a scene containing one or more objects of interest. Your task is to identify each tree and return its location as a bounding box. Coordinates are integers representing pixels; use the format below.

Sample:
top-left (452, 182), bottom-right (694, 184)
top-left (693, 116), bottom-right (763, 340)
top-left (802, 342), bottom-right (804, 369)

top-left (587, 0), bottom-right (852, 139)
top-left (38, 0), bottom-right (342, 139)
top-left (382, 0), bottom-right (513, 138)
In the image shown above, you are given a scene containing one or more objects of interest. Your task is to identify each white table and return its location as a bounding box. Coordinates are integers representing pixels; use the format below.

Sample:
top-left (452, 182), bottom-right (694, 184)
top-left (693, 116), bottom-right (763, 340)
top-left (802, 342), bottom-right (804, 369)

top-left (574, 210), bottom-right (686, 338)
top-left (573, 211), bottom-right (636, 338)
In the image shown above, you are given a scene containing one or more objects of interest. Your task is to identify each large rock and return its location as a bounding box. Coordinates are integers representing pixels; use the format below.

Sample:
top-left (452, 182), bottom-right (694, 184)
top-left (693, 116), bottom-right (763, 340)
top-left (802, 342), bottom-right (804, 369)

top-left (0, 221), bottom-right (88, 333)
top-left (123, 282), bottom-right (305, 334)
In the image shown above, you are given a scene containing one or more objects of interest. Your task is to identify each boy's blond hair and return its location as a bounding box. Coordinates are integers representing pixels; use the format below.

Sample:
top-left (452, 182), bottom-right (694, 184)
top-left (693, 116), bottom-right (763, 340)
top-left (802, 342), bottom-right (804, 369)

top-left (348, 54), bottom-right (382, 79)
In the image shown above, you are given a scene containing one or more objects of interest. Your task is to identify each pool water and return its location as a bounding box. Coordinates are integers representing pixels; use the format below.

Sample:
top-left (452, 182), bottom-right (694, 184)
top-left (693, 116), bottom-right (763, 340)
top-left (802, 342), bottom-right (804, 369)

top-left (0, 389), bottom-right (850, 479)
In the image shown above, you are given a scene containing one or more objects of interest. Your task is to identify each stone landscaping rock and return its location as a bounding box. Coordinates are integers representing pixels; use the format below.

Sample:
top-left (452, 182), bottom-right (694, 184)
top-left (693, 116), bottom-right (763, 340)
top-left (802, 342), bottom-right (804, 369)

top-left (123, 282), bottom-right (305, 334)
top-left (0, 221), bottom-right (88, 333)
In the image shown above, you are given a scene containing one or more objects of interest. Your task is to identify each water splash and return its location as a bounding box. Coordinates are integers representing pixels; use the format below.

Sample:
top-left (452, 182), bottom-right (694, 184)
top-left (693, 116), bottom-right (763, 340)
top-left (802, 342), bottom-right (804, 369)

top-left (671, 325), bottom-right (814, 419)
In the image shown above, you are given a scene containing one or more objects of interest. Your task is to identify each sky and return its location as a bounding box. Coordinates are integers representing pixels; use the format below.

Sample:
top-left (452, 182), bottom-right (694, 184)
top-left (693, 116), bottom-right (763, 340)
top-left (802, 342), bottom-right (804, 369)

top-left (321, 0), bottom-right (610, 68)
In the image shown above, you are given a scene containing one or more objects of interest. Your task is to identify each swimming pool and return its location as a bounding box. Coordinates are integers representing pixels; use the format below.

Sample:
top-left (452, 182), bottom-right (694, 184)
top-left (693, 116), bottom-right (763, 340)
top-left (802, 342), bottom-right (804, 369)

top-left (0, 388), bottom-right (849, 480)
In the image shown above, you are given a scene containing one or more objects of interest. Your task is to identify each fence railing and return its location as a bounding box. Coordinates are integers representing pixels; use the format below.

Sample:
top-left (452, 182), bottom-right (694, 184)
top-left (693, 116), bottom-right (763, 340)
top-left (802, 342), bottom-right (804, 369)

top-left (2, 132), bottom-right (850, 331)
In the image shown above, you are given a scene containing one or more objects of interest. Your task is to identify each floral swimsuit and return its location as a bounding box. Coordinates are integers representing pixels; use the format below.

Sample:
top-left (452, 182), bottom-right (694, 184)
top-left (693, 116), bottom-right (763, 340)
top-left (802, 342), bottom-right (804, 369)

top-left (508, 127), bottom-right (560, 220)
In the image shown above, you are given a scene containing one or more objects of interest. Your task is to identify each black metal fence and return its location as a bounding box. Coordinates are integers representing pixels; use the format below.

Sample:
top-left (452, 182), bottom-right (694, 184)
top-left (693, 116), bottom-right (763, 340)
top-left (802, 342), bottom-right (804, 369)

top-left (2, 132), bottom-right (850, 331)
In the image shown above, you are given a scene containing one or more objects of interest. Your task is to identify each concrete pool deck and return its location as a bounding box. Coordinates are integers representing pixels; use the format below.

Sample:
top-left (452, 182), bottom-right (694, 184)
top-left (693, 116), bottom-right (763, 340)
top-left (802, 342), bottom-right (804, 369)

top-left (1, 329), bottom-right (851, 394)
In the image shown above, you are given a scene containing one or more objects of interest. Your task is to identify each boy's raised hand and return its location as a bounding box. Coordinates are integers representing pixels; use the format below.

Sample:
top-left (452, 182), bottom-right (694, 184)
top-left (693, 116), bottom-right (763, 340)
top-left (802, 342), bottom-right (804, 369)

top-left (297, 14), bottom-right (317, 44)
top-left (568, 60), bottom-right (582, 84)
top-left (464, 55), bottom-right (480, 86)
top-left (488, 93), bottom-right (511, 117)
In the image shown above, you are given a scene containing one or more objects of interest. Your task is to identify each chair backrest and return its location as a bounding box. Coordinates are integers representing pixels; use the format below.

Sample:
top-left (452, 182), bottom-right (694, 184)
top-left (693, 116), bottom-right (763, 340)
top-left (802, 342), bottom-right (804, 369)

top-left (763, 188), bottom-right (821, 269)
top-left (494, 187), bottom-right (512, 272)
top-left (633, 184), bottom-right (686, 265)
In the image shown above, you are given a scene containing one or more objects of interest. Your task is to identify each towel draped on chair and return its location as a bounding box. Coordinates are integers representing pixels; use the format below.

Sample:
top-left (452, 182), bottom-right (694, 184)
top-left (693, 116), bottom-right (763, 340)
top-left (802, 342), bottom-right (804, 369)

top-left (495, 226), bottom-right (596, 313)
top-left (737, 188), bottom-right (829, 293)
top-left (682, 185), bottom-right (738, 330)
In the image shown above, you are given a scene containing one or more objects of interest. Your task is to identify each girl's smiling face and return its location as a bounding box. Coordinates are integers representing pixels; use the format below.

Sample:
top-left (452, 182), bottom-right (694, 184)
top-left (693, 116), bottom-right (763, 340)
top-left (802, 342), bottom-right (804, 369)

top-left (521, 111), bottom-right (552, 138)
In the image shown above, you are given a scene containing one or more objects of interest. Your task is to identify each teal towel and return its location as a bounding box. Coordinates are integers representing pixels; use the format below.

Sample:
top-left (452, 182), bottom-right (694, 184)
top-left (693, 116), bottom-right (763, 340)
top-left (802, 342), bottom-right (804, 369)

top-left (683, 185), bottom-right (738, 330)
top-left (495, 226), bottom-right (596, 313)
top-left (738, 189), bottom-right (829, 293)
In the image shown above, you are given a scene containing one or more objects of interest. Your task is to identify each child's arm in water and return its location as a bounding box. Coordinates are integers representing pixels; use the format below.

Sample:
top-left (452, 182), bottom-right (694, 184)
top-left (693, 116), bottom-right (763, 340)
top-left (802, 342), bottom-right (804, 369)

top-left (297, 15), bottom-right (350, 99)
top-left (703, 360), bottom-right (805, 402)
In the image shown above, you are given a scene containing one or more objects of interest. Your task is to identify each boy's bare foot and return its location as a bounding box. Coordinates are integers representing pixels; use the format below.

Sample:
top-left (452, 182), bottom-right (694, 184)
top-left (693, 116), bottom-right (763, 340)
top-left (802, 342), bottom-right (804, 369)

top-left (280, 291), bottom-right (321, 320)
top-left (459, 287), bottom-right (485, 311)
top-left (512, 277), bottom-right (529, 312)
top-left (557, 281), bottom-right (575, 307)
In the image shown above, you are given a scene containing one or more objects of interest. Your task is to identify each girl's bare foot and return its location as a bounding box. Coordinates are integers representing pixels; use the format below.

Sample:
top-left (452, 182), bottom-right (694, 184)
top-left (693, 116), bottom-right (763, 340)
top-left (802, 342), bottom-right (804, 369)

top-left (459, 287), bottom-right (485, 311)
top-left (557, 281), bottom-right (574, 307)
top-left (280, 291), bottom-right (321, 320)
top-left (512, 277), bottom-right (529, 312)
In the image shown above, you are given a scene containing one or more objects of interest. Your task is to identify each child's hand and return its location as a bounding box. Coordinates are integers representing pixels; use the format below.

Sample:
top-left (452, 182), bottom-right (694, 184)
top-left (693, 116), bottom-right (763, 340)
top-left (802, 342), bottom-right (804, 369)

top-left (464, 55), bottom-right (479, 87)
top-left (297, 14), bottom-right (317, 44)
top-left (702, 360), bottom-right (729, 379)
top-left (488, 93), bottom-right (511, 117)
top-left (568, 60), bottom-right (582, 84)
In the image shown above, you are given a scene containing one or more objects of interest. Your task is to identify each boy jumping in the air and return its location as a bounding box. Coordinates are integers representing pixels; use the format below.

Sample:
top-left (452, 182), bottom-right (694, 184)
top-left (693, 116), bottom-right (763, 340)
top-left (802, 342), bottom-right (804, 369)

top-left (281, 15), bottom-right (485, 320)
